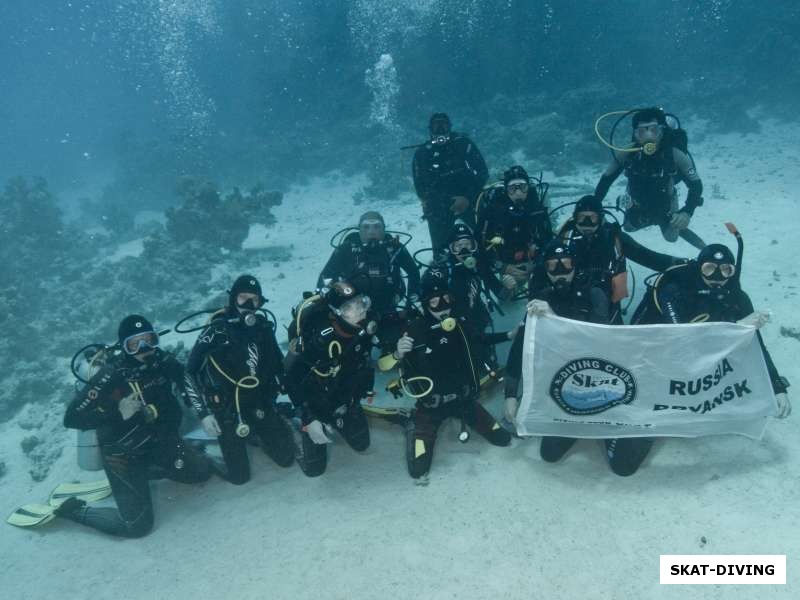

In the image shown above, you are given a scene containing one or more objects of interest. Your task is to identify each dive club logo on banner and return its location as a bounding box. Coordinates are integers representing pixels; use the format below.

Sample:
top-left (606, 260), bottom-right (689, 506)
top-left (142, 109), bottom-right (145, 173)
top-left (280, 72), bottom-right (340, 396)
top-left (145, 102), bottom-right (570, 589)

top-left (549, 358), bottom-right (636, 415)
top-left (517, 317), bottom-right (776, 438)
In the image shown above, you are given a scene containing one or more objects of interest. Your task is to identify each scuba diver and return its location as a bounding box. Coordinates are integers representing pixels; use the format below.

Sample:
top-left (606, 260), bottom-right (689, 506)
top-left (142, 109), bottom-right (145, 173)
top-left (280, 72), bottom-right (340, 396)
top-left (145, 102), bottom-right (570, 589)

top-left (412, 112), bottom-right (488, 252)
top-left (558, 194), bottom-right (687, 322)
top-left (504, 242), bottom-right (612, 364)
top-left (285, 281), bottom-right (375, 477)
top-left (59, 315), bottom-right (212, 537)
top-left (392, 268), bottom-right (513, 479)
top-left (594, 107), bottom-right (706, 250)
top-left (318, 210), bottom-right (420, 355)
top-left (503, 242), bottom-right (653, 475)
top-left (476, 165), bottom-right (554, 300)
top-left (186, 275), bottom-right (295, 485)
top-left (436, 219), bottom-right (506, 378)
top-left (632, 229), bottom-right (791, 418)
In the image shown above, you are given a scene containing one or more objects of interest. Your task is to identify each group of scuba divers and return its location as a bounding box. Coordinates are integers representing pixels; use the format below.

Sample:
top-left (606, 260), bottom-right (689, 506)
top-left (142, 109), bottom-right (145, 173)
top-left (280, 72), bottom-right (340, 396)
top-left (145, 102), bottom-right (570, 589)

top-left (55, 107), bottom-right (791, 538)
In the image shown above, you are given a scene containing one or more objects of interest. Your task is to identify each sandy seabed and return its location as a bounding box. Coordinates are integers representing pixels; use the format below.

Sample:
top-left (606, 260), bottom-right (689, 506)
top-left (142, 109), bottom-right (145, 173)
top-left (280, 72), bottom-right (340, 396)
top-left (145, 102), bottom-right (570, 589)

top-left (1, 118), bottom-right (798, 600)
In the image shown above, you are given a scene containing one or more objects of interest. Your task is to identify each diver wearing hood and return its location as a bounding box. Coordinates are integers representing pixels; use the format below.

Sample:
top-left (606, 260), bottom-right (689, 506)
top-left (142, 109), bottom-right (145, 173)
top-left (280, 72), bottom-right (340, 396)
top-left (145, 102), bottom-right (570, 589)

top-left (186, 275), bottom-right (295, 485)
top-left (594, 107), bottom-right (706, 249)
top-left (559, 194), bottom-right (687, 322)
top-left (318, 210), bottom-right (420, 354)
top-left (443, 220), bottom-right (504, 319)
top-left (60, 314), bottom-right (212, 537)
top-left (632, 241), bottom-right (790, 417)
top-left (439, 219), bottom-right (507, 375)
top-left (284, 280), bottom-right (375, 477)
top-left (412, 112), bottom-right (489, 252)
top-left (477, 165), bottom-right (554, 298)
top-left (394, 268), bottom-right (513, 478)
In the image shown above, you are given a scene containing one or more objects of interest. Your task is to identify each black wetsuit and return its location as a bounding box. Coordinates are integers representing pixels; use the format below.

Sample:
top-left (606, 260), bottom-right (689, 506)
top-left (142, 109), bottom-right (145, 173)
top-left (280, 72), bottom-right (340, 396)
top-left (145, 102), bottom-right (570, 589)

top-left (318, 231), bottom-right (420, 353)
top-left (442, 256), bottom-right (506, 372)
top-left (284, 307), bottom-right (374, 477)
top-left (595, 144), bottom-right (703, 242)
top-left (187, 309), bottom-right (295, 484)
top-left (400, 314), bottom-right (512, 478)
top-left (559, 220), bottom-right (685, 321)
top-left (632, 265), bottom-right (787, 394)
top-left (477, 184), bottom-right (553, 269)
top-left (62, 350), bottom-right (211, 537)
top-left (412, 133), bottom-right (488, 251)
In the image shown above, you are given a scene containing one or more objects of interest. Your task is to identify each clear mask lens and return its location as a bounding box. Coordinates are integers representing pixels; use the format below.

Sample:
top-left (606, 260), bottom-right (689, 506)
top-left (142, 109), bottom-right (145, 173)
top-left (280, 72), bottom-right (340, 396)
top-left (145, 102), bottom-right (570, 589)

top-left (450, 238), bottom-right (477, 255)
top-left (506, 182), bottom-right (528, 195)
top-left (123, 331), bottom-right (159, 355)
top-left (700, 262), bottom-right (735, 279)
top-left (635, 123), bottom-right (662, 141)
top-left (339, 295), bottom-right (371, 325)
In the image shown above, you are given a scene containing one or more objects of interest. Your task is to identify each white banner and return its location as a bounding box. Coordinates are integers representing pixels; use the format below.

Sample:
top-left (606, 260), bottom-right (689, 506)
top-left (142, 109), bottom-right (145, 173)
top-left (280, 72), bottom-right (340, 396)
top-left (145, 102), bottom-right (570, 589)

top-left (516, 315), bottom-right (777, 439)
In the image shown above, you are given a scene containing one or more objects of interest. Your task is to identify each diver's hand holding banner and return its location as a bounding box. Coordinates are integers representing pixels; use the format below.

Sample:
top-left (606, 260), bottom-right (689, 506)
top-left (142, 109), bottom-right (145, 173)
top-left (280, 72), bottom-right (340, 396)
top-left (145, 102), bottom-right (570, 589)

top-left (516, 315), bottom-right (778, 439)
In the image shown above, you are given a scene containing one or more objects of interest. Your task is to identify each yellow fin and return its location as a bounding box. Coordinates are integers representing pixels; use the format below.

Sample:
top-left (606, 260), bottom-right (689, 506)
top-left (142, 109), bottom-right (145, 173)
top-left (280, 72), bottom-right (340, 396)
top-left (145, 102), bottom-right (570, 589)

top-left (414, 439), bottom-right (426, 458)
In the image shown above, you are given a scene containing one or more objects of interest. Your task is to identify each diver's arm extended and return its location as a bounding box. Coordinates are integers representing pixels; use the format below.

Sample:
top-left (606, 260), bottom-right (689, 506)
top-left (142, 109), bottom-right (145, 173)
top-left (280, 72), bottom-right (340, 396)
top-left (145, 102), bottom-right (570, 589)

top-left (737, 292), bottom-right (788, 393)
top-left (594, 153), bottom-right (626, 201)
top-left (619, 231), bottom-right (686, 272)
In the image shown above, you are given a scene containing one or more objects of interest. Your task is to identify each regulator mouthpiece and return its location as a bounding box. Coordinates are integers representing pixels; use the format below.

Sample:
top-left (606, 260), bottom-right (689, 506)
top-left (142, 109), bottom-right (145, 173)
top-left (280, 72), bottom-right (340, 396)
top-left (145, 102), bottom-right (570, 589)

top-left (441, 317), bottom-right (456, 332)
top-left (642, 142), bottom-right (657, 156)
top-left (462, 256), bottom-right (477, 270)
top-left (236, 422), bottom-right (250, 438)
top-left (243, 313), bottom-right (257, 327)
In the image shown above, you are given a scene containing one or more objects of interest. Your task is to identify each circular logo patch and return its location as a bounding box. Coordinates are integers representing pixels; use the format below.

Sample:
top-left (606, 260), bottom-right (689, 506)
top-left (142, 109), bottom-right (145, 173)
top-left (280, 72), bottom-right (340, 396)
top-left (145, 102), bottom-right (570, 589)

top-left (549, 358), bottom-right (636, 415)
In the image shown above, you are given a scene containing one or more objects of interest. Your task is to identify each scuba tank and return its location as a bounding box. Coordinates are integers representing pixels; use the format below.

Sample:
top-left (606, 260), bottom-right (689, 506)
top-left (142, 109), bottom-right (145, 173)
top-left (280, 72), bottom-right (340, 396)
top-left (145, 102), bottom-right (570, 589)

top-left (73, 347), bottom-right (106, 471)
top-left (77, 429), bottom-right (103, 472)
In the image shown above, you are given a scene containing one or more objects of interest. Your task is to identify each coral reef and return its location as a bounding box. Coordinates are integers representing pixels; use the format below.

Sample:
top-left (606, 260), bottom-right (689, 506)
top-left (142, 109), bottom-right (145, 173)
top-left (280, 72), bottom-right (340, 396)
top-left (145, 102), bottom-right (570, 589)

top-left (1, 175), bottom-right (284, 480)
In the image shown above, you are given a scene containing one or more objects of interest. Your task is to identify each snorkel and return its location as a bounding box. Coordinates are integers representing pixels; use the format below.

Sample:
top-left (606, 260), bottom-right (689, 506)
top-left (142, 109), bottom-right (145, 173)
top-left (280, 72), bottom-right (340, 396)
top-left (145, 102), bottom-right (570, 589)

top-left (725, 222), bottom-right (744, 288)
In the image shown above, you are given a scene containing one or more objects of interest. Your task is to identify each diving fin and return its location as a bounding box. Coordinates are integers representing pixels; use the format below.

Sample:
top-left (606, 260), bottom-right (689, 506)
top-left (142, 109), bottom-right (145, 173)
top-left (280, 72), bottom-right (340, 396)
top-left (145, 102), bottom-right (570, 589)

top-left (7, 504), bottom-right (56, 528)
top-left (49, 479), bottom-right (111, 507)
top-left (362, 404), bottom-right (412, 427)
